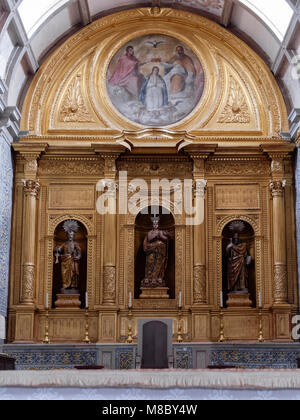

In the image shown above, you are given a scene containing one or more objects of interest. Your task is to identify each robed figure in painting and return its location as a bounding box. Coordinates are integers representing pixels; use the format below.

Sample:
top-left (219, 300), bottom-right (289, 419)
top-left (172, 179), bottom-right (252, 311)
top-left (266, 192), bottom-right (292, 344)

top-left (54, 220), bottom-right (82, 291)
top-left (142, 217), bottom-right (170, 288)
top-left (226, 222), bottom-right (251, 293)
top-left (139, 67), bottom-right (168, 111)
top-left (109, 45), bottom-right (145, 98)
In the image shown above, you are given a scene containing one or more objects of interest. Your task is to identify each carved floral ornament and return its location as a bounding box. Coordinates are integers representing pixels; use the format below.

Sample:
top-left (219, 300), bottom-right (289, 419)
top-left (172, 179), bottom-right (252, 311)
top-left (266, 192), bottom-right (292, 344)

top-left (270, 180), bottom-right (286, 197)
top-left (23, 180), bottom-right (40, 197)
top-left (20, 7), bottom-right (288, 138)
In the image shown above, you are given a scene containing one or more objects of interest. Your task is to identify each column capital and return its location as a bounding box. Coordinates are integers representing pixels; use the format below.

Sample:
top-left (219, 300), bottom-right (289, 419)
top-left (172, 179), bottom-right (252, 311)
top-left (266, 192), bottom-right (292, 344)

top-left (23, 180), bottom-right (40, 198)
top-left (270, 180), bottom-right (286, 197)
top-left (12, 143), bottom-right (48, 179)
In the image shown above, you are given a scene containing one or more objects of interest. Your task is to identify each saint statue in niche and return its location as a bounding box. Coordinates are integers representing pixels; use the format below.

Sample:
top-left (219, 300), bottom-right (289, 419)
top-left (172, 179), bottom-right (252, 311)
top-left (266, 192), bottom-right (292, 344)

top-left (142, 216), bottom-right (170, 288)
top-left (107, 34), bottom-right (204, 126)
top-left (226, 221), bottom-right (252, 293)
top-left (54, 220), bottom-right (82, 291)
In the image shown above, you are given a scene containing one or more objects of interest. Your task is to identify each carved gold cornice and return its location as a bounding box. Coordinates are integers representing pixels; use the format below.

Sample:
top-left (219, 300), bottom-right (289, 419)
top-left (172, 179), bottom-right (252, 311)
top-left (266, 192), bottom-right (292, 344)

top-left (262, 143), bottom-right (295, 179)
top-left (13, 142), bottom-right (49, 179)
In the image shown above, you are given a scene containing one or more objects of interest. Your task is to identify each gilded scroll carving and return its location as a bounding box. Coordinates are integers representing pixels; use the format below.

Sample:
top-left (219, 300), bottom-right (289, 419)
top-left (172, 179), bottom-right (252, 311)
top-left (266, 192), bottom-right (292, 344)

top-left (118, 161), bottom-right (192, 177)
top-left (218, 77), bottom-right (250, 124)
top-left (274, 264), bottom-right (288, 304)
top-left (103, 266), bottom-right (116, 303)
top-left (21, 263), bottom-right (35, 303)
top-left (39, 159), bottom-right (104, 176)
top-left (206, 159), bottom-right (270, 176)
top-left (194, 265), bottom-right (207, 304)
top-left (23, 180), bottom-right (40, 197)
top-left (270, 180), bottom-right (286, 197)
top-left (60, 75), bottom-right (94, 123)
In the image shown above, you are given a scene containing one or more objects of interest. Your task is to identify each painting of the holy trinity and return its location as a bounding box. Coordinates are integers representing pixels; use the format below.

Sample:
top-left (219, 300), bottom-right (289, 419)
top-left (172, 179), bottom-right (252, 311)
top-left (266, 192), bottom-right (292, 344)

top-left (107, 34), bottom-right (205, 126)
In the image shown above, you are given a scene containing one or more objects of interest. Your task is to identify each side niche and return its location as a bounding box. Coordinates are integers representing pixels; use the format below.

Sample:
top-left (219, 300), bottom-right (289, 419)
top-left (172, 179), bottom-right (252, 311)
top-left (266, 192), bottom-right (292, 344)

top-left (52, 220), bottom-right (87, 309)
top-left (222, 220), bottom-right (256, 308)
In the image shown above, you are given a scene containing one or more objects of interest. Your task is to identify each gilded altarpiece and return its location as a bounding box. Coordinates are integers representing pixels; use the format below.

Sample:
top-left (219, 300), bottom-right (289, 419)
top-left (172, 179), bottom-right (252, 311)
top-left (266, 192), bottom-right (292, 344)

top-left (8, 8), bottom-right (298, 344)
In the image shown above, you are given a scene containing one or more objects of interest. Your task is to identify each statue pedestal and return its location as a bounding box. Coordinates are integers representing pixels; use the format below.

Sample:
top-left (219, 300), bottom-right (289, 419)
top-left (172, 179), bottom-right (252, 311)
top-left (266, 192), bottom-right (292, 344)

top-left (226, 292), bottom-right (252, 308)
top-left (140, 288), bottom-right (170, 299)
top-left (55, 294), bottom-right (81, 309)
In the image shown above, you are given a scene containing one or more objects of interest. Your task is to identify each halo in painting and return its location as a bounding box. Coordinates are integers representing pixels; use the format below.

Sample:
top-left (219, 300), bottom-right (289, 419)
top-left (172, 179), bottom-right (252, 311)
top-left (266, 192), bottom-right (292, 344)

top-left (106, 34), bottom-right (205, 127)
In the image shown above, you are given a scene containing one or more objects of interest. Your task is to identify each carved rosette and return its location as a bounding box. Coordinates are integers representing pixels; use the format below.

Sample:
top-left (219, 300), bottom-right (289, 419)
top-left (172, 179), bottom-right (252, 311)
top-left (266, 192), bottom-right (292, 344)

top-left (193, 265), bottom-right (207, 304)
top-left (23, 180), bottom-right (40, 197)
top-left (103, 265), bottom-right (116, 303)
top-left (21, 263), bottom-right (35, 304)
top-left (274, 264), bottom-right (288, 304)
top-left (270, 180), bottom-right (286, 198)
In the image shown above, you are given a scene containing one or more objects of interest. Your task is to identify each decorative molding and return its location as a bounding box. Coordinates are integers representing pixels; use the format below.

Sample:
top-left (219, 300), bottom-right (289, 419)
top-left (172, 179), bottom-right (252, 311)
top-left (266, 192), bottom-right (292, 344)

top-left (21, 8), bottom-right (288, 137)
top-left (23, 180), bottom-right (40, 198)
top-left (48, 214), bottom-right (94, 236)
top-left (270, 180), bottom-right (286, 198)
top-left (103, 265), bottom-right (116, 303)
top-left (60, 74), bottom-right (94, 123)
top-left (218, 77), bottom-right (250, 124)
top-left (274, 264), bottom-right (288, 304)
top-left (21, 263), bottom-right (35, 304)
top-left (206, 159), bottom-right (270, 176)
top-left (38, 158), bottom-right (104, 176)
top-left (118, 160), bottom-right (192, 177)
top-left (193, 264), bottom-right (207, 304)
top-left (216, 214), bottom-right (260, 236)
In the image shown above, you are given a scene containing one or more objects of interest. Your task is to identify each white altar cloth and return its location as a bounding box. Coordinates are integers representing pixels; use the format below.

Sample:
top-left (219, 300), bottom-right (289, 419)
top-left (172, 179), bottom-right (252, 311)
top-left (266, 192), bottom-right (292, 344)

top-left (1, 370), bottom-right (300, 400)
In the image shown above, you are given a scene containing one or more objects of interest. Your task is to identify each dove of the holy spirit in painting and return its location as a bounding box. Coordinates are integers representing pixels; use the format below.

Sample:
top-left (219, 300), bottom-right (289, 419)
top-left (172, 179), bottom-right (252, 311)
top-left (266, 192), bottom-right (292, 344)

top-left (107, 34), bottom-right (205, 127)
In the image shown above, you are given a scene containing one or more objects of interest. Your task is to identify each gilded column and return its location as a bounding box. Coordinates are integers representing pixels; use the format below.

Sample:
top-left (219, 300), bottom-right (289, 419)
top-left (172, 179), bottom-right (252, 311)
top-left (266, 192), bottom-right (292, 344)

top-left (93, 145), bottom-right (126, 306)
top-left (267, 149), bottom-right (290, 305)
top-left (21, 180), bottom-right (40, 304)
top-left (184, 145), bottom-right (217, 306)
top-left (103, 155), bottom-right (118, 305)
top-left (270, 179), bottom-right (288, 304)
top-left (193, 177), bottom-right (207, 304)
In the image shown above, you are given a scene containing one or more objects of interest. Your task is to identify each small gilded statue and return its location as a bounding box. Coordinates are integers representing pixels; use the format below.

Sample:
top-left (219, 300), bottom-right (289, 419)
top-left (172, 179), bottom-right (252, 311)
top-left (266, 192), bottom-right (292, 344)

top-left (54, 220), bottom-right (82, 291)
top-left (142, 216), bottom-right (170, 288)
top-left (226, 221), bottom-right (251, 293)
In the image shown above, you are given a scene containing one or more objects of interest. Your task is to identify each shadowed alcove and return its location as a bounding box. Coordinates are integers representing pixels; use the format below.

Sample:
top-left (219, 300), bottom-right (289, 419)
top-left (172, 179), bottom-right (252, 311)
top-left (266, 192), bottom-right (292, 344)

top-left (222, 221), bottom-right (256, 308)
top-left (52, 221), bottom-right (87, 309)
top-left (134, 206), bottom-right (175, 299)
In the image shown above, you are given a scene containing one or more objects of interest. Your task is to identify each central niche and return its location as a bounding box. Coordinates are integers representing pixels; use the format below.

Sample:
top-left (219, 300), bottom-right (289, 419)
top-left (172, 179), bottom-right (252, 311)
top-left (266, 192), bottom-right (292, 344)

top-left (134, 207), bottom-right (175, 299)
top-left (106, 34), bottom-right (204, 127)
